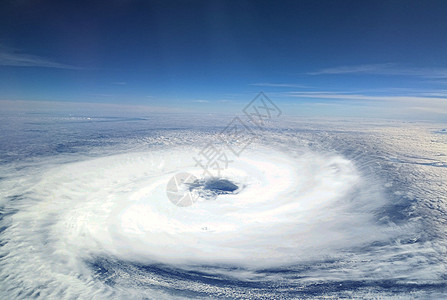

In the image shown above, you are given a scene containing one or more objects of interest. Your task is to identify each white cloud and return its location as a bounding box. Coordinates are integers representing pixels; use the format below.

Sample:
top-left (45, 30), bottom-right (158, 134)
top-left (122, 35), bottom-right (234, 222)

top-left (309, 63), bottom-right (447, 78)
top-left (250, 83), bottom-right (309, 88)
top-left (0, 45), bottom-right (79, 69)
top-left (286, 91), bottom-right (447, 117)
top-left (288, 92), bottom-right (446, 102)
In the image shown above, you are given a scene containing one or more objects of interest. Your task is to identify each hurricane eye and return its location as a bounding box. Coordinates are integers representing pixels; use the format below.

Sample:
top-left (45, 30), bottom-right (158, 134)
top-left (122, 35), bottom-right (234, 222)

top-left (188, 178), bottom-right (240, 200)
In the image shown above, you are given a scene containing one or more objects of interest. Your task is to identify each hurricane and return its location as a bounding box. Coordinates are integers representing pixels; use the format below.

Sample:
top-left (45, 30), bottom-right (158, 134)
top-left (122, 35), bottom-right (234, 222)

top-left (1, 113), bottom-right (446, 299)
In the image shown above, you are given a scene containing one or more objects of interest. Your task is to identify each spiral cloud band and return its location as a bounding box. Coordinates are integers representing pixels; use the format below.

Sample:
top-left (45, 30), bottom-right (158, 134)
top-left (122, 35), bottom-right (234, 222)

top-left (0, 117), bottom-right (446, 299)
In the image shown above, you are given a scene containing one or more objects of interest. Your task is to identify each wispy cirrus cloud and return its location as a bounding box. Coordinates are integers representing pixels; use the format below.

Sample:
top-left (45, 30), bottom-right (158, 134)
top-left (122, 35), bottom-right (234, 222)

top-left (0, 45), bottom-right (79, 69)
top-left (287, 91), bottom-right (447, 103)
top-left (284, 90), bottom-right (447, 119)
top-left (250, 82), bottom-right (309, 88)
top-left (309, 63), bottom-right (447, 78)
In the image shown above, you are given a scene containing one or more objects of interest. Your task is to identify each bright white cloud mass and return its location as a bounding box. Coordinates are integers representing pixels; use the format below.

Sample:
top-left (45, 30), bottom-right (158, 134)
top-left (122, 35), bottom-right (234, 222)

top-left (1, 112), bottom-right (446, 298)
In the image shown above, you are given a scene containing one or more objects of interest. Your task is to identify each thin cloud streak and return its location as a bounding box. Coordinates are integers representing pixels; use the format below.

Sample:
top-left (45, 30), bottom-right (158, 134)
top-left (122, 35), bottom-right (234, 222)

top-left (284, 91), bottom-right (447, 119)
top-left (0, 47), bottom-right (79, 69)
top-left (309, 64), bottom-right (447, 78)
top-left (250, 83), bottom-right (309, 88)
top-left (288, 92), bottom-right (447, 103)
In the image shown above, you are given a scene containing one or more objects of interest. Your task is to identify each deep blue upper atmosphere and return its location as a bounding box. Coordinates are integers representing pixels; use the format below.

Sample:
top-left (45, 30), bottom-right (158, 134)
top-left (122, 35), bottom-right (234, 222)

top-left (0, 0), bottom-right (447, 120)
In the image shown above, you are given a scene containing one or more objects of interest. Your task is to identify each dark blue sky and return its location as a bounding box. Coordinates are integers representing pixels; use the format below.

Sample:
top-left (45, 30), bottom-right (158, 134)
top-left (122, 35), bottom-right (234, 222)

top-left (1, 0), bottom-right (447, 119)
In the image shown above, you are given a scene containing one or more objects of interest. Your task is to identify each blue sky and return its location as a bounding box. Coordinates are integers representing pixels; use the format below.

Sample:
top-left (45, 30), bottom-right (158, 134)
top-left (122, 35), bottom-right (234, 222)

top-left (1, 0), bottom-right (447, 120)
